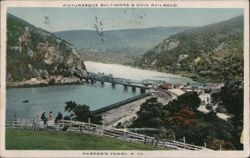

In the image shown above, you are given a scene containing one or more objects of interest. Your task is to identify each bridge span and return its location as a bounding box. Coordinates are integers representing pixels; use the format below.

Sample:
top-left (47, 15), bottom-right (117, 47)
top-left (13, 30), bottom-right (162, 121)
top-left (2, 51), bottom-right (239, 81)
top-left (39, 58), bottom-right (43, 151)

top-left (78, 72), bottom-right (152, 94)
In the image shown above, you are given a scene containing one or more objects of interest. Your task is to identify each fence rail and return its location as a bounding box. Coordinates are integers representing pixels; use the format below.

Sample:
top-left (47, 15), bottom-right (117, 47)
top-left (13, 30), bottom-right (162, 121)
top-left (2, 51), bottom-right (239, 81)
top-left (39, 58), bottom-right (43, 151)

top-left (5, 119), bottom-right (211, 151)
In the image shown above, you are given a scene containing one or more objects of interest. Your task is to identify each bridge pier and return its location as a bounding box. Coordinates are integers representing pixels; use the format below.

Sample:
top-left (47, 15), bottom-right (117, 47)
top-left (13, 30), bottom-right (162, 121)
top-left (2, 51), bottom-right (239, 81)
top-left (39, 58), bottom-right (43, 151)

top-left (101, 81), bottom-right (105, 87)
top-left (112, 82), bottom-right (116, 88)
top-left (85, 79), bottom-right (89, 84)
top-left (124, 85), bottom-right (128, 91)
top-left (140, 88), bottom-right (146, 94)
top-left (84, 75), bottom-right (150, 94)
top-left (90, 79), bottom-right (95, 85)
top-left (132, 86), bottom-right (136, 93)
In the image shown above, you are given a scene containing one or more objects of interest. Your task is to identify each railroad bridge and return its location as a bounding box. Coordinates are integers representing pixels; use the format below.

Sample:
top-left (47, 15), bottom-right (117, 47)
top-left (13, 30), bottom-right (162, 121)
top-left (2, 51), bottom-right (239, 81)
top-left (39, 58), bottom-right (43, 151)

top-left (78, 72), bottom-right (151, 94)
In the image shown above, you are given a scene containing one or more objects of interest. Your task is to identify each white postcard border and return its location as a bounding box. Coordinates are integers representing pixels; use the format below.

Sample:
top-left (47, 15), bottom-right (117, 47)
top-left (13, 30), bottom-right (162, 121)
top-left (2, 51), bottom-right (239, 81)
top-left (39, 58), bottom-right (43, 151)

top-left (0, 0), bottom-right (249, 158)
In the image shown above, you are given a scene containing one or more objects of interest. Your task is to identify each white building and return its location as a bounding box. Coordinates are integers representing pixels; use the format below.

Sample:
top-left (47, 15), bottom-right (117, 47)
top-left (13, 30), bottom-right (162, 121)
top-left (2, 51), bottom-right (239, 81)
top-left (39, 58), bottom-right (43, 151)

top-left (199, 93), bottom-right (211, 105)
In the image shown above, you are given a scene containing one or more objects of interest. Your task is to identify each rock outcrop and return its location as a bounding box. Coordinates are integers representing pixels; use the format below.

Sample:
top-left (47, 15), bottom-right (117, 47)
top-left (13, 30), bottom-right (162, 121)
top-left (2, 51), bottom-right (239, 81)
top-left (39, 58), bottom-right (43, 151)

top-left (7, 13), bottom-right (87, 82)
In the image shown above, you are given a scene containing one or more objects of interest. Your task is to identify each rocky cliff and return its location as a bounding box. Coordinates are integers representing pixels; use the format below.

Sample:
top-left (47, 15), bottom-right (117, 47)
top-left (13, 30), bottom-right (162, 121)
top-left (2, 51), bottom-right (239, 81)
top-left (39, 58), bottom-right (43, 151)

top-left (6, 13), bottom-right (87, 82)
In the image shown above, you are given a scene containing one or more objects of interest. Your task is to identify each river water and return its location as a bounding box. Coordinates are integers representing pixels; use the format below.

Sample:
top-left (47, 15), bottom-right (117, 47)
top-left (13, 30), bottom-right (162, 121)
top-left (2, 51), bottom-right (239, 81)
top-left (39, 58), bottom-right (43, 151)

top-left (85, 61), bottom-right (194, 84)
top-left (6, 61), bottom-right (196, 120)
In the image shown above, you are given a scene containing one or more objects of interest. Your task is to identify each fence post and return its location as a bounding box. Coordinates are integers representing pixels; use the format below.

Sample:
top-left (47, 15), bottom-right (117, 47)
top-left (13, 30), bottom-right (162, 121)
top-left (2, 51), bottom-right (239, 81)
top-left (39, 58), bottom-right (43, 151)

top-left (219, 144), bottom-right (222, 150)
top-left (14, 114), bottom-right (17, 128)
top-left (88, 117), bottom-right (91, 124)
top-left (70, 118), bottom-right (73, 130)
top-left (32, 117), bottom-right (35, 131)
top-left (61, 119), bottom-right (64, 130)
top-left (151, 138), bottom-right (155, 145)
top-left (56, 123), bottom-right (59, 131)
top-left (12, 120), bottom-right (14, 128)
top-left (183, 136), bottom-right (186, 149)
top-left (144, 136), bottom-right (147, 144)
top-left (25, 120), bottom-right (28, 129)
top-left (123, 131), bottom-right (127, 139)
top-left (155, 139), bottom-right (159, 146)
top-left (37, 115), bottom-right (40, 131)
top-left (204, 142), bottom-right (207, 148)
top-left (101, 124), bottom-right (104, 136)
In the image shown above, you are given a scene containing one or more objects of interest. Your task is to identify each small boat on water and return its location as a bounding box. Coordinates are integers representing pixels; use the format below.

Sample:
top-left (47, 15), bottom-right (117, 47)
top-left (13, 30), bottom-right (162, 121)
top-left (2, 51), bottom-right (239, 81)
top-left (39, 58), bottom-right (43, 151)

top-left (22, 99), bottom-right (29, 103)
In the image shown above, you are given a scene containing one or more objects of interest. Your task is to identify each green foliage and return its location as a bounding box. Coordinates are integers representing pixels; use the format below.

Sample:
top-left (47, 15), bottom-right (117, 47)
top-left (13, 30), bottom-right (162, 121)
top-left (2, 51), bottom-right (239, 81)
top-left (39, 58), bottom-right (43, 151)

top-left (220, 81), bottom-right (243, 117)
top-left (141, 16), bottom-right (244, 82)
top-left (130, 97), bottom-right (164, 128)
top-left (164, 92), bottom-right (201, 112)
top-left (64, 101), bottom-right (102, 125)
top-left (131, 91), bottom-right (239, 150)
top-left (211, 81), bottom-right (244, 149)
top-left (196, 48), bottom-right (243, 81)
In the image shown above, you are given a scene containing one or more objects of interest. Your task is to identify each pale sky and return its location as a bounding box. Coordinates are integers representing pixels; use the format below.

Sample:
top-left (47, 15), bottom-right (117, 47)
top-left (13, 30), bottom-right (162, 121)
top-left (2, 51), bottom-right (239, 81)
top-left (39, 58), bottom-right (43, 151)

top-left (8, 8), bottom-right (243, 32)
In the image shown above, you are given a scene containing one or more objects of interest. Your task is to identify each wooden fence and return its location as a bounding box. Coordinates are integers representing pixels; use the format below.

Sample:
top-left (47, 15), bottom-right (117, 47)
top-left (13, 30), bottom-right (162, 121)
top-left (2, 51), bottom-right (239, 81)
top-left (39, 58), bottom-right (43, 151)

top-left (5, 119), bottom-right (212, 151)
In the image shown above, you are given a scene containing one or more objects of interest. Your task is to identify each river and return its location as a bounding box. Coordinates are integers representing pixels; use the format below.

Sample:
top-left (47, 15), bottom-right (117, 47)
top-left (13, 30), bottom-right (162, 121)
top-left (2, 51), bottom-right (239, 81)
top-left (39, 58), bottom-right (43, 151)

top-left (85, 61), bottom-right (195, 84)
top-left (6, 61), bottom-right (197, 120)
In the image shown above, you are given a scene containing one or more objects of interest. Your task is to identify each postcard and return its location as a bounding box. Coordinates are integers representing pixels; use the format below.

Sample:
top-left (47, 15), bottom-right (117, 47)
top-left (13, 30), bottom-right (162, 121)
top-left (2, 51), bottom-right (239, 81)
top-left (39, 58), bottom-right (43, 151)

top-left (0, 0), bottom-right (249, 158)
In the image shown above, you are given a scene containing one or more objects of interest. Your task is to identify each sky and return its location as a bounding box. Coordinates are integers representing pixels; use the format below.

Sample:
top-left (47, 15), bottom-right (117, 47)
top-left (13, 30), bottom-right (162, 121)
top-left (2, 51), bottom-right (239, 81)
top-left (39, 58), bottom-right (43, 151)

top-left (8, 8), bottom-right (243, 32)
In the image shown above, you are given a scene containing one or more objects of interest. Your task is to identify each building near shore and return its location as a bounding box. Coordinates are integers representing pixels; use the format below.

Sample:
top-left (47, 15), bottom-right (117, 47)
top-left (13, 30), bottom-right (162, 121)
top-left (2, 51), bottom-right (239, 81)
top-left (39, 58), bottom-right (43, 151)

top-left (199, 92), bottom-right (211, 105)
top-left (168, 88), bottom-right (186, 97)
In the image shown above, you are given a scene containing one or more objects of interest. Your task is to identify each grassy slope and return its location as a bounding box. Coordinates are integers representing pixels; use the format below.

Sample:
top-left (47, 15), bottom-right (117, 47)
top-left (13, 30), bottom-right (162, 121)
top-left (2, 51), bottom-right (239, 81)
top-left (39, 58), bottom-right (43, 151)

top-left (6, 128), bottom-right (165, 150)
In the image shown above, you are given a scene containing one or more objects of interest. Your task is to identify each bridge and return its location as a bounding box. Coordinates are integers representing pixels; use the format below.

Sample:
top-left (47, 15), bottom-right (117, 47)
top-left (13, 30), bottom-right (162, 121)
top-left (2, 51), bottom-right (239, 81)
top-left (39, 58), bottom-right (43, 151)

top-left (77, 72), bottom-right (154, 94)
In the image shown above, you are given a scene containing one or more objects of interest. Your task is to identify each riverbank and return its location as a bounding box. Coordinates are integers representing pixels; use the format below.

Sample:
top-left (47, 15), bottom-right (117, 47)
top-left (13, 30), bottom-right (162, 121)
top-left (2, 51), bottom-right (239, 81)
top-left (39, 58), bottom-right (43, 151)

top-left (172, 71), bottom-right (213, 83)
top-left (95, 93), bottom-right (152, 127)
top-left (106, 60), bottom-right (225, 83)
top-left (136, 66), bottom-right (213, 83)
top-left (6, 76), bottom-right (85, 89)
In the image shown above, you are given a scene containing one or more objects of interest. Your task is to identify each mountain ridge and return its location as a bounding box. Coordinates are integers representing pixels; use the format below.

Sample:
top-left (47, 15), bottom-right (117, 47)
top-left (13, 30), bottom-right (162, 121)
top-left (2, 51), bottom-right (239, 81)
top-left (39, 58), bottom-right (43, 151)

top-left (54, 26), bottom-right (191, 64)
top-left (140, 15), bottom-right (244, 82)
top-left (54, 26), bottom-right (191, 34)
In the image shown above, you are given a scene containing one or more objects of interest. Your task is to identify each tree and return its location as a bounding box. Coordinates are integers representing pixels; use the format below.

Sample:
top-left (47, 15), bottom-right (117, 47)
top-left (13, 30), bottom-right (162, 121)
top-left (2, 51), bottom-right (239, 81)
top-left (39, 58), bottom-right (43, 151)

top-left (131, 97), bottom-right (164, 128)
top-left (223, 81), bottom-right (244, 150)
top-left (220, 81), bottom-right (243, 118)
top-left (163, 92), bottom-right (235, 147)
top-left (168, 106), bottom-right (197, 128)
top-left (211, 81), bottom-right (243, 149)
top-left (163, 92), bottom-right (201, 112)
top-left (129, 97), bottom-right (165, 136)
top-left (129, 90), bottom-right (239, 149)
top-left (64, 101), bottom-right (102, 125)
